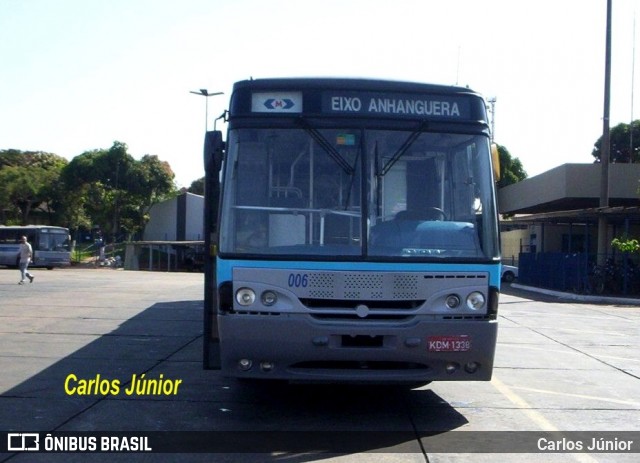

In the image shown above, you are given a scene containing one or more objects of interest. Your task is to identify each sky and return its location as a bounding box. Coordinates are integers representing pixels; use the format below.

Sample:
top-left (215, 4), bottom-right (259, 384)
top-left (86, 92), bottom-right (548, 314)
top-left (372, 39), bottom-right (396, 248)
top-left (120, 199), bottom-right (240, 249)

top-left (1, 0), bottom-right (639, 188)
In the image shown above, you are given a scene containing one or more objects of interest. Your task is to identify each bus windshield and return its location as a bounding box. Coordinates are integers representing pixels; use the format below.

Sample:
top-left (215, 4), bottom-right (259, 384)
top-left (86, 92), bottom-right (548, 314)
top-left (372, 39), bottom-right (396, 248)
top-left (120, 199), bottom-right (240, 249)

top-left (38, 228), bottom-right (71, 251)
top-left (220, 127), bottom-right (498, 261)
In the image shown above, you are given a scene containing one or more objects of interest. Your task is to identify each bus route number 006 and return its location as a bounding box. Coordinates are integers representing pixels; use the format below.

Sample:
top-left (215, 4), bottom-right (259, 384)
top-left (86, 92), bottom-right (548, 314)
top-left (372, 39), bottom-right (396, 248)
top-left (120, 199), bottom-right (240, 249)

top-left (288, 273), bottom-right (308, 288)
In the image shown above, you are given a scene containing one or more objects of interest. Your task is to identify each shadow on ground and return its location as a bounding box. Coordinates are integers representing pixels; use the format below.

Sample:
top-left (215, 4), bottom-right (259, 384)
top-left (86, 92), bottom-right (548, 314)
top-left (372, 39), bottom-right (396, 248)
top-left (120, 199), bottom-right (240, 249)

top-left (1, 297), bottom-right (469, 462)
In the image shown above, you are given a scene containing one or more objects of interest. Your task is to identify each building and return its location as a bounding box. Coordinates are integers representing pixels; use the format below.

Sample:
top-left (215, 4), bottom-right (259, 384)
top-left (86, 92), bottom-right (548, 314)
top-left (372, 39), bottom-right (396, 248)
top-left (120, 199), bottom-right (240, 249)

top-left (124, 192), bottom-right (204, 271)
top-left (498, 163), bottom-right (640, 293)
top-left (143, 192), bottom-right (204, 242)
top-left (499, 163), bottom-right (640, 257)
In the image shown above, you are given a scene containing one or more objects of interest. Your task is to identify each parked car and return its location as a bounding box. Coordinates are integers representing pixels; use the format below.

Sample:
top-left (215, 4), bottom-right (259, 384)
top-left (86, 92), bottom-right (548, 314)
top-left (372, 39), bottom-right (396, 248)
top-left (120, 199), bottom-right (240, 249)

top-left (501, 265), bottom-right (518, 283)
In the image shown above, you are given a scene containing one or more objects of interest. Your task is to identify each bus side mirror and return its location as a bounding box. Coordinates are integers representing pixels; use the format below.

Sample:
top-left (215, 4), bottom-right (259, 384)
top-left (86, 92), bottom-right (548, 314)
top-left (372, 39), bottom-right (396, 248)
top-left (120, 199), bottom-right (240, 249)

top-left (203, 130), bottom-right (224, 370)
top-left (203, 130), bottom-right (224, 255)
top-left (204, 130), bottom-right (224, 174)
top-left (491, 143), bottom-right (501, 182)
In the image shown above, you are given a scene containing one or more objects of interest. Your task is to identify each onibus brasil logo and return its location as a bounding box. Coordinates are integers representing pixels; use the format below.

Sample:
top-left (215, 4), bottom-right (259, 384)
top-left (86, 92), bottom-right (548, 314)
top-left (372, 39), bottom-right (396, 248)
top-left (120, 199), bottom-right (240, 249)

top-left (7, 433), bottom-right (39, 451)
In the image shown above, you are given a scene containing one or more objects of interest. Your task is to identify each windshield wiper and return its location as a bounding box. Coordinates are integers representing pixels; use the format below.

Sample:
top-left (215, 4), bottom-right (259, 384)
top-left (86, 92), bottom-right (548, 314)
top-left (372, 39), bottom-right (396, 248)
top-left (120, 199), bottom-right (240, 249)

top-left (379, 120), bottom-right (429, 176)
top-left (297, 117), bottom-right (354, 175)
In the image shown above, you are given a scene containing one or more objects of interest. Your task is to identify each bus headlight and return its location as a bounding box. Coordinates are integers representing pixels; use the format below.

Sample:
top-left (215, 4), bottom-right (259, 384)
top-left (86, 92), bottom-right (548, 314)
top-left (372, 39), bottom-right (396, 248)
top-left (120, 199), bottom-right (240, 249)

top-left (236, 288), bottom-right (256, 306)
top-left (238, 359), bottom-right (253, 371)
top-left (445, 294), bottom-right (461, 309)
top-left (466, 292), bottom-right (486, 310)
top-left (261, 290), bottom-right (278, 306)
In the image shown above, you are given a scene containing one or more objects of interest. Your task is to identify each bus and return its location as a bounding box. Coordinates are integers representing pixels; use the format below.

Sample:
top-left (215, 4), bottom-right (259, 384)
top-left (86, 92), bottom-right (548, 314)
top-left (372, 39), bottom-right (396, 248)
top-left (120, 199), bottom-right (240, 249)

top-left (203, 78), bottom-right (501, 384)
top-left (0, 225), bottom-right (71, 269)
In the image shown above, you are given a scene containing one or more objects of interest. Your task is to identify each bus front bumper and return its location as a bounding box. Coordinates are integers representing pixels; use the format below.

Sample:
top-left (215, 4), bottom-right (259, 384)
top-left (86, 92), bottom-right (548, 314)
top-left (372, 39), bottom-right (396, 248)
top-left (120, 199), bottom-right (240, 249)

top-left (218, 315), bottom-right (498, 383)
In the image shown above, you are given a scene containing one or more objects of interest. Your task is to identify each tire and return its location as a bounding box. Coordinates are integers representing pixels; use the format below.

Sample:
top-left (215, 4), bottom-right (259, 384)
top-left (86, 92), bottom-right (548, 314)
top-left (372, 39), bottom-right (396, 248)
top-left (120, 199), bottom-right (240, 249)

top-left (502, 271), bottom-right (515, 283)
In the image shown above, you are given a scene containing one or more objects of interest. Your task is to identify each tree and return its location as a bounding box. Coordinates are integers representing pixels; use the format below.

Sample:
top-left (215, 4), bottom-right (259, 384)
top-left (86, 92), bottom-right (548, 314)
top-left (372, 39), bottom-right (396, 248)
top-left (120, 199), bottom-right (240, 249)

top-left (188, 177), bottom-right (205, 196)
top-left (1, 149), bottom-right (66, 170)
top-left (592, 120), bottom-right (640, 163)
top-left (0, 150), bottom-right (67, 224)
top-left (59, 142), bottom-right (176, 240)
top-left (496, 144), bottom-right (527, 189)
top-left (120, 154), bottom-right (176, 238)
top-left (60, 144), bottom-right (131, 235)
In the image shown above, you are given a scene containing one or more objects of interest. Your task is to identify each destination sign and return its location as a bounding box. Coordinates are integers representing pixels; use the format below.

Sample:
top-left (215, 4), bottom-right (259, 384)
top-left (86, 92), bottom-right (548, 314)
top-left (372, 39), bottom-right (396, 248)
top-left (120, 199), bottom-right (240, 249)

top-left (322, 92), bottom-right (471, 119)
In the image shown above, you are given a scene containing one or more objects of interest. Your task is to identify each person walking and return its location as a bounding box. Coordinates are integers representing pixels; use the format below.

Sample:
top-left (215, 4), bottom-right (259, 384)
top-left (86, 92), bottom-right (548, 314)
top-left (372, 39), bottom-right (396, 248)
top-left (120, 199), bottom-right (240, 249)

top-left (18, 235), bottom-right (35, 285)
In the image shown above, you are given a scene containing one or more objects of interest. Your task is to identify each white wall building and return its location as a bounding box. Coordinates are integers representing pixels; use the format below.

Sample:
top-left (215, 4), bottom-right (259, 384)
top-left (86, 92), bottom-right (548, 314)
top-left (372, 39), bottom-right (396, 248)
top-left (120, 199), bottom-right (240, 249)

top-left (143, 192), bottom-right (204, 242)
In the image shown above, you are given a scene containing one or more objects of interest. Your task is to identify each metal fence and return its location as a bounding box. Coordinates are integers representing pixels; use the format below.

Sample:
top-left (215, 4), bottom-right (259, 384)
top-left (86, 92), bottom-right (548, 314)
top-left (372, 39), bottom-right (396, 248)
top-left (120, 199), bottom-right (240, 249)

top-left (519, 252), bottom-right (640, 296)
top-left (73, 242), bottom-right (126, 267)
top-left (123, 241), bottom-right (204, 272)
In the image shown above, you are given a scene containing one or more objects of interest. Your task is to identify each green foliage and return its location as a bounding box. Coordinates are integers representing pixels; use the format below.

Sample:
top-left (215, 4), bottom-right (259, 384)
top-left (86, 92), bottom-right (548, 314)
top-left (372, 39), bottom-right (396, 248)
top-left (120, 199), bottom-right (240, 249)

top-left (59, 141), bottom-right (177, 240)
top-left (2, 145), bottom-right (180, 239)
top-left (188, 177), bottom-right (205, 196)
top-left (592, 120), bottom-right (640, 163)
top-left (0, 150), bottom-right (68, 224)
top-left (0, 149), bottom-right (67, 170)
top-left (611, 237), bottom-right (640, 253)
top-left (496, 144), bottom-right (527, 189)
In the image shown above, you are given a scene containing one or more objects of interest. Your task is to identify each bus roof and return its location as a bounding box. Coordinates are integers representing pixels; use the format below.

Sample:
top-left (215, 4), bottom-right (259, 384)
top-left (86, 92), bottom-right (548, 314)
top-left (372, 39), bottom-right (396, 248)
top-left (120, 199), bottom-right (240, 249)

top-left (233, 77), bottom-right (479, 95)
top-left (229, 77), bottom-right (488, 124)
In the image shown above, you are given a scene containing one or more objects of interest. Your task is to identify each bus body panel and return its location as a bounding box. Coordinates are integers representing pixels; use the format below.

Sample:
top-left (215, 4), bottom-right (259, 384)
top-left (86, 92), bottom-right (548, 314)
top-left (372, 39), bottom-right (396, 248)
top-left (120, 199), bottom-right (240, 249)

top-left (33, 250), bottom-right (72, 268)
top-left (0, 243), bottom-right (20, 267)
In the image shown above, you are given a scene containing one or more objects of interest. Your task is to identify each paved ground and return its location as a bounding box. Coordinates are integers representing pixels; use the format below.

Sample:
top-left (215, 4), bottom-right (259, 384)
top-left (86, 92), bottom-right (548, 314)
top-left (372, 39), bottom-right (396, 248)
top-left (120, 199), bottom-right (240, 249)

top-left (0, 267), bottom-right (638, 462)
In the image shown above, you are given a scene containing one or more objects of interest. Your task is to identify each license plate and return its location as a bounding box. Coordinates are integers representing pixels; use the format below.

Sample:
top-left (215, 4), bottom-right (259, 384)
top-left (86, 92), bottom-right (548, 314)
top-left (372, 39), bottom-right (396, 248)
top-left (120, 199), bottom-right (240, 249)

top-left (428, 335), bottom-right (471, 352)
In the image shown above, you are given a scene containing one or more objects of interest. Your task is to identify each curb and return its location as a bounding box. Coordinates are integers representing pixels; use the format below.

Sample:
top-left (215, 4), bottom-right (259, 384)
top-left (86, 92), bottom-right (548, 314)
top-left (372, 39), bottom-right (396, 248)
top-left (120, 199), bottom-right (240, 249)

top-left (510, 283), bottom-right (640, 306)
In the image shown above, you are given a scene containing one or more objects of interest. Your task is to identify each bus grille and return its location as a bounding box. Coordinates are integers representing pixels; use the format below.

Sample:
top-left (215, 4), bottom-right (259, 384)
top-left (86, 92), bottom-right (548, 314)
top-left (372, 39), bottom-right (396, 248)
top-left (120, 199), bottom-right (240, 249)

top-left (300, 298), bottom-right (422, 322)
top-left (304, 272), bottom-right (485, 301)
top-left (308, 273), bottom-right (424, 300)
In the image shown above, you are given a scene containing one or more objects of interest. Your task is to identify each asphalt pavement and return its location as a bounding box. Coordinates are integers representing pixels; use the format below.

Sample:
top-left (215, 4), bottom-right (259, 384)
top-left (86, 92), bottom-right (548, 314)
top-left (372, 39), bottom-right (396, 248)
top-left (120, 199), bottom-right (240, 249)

top-left (0, 267), bottom-right (638, 462)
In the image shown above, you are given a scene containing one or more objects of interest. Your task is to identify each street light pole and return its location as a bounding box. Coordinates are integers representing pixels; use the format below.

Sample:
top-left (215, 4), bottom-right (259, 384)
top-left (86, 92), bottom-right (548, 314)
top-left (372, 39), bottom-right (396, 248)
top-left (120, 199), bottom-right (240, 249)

top-left (597, 0), bottom-right (612, 264)
top-left (190, 89), bottom-right (224, 131)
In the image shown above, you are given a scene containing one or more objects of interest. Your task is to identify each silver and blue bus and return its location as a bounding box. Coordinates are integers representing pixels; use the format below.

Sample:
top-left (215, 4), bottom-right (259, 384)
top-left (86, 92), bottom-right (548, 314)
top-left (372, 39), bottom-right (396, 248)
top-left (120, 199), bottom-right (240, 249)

top-left (203, 78), bottom-right (501, 384)
top-left (0, 225), bottom-right (71, 269)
